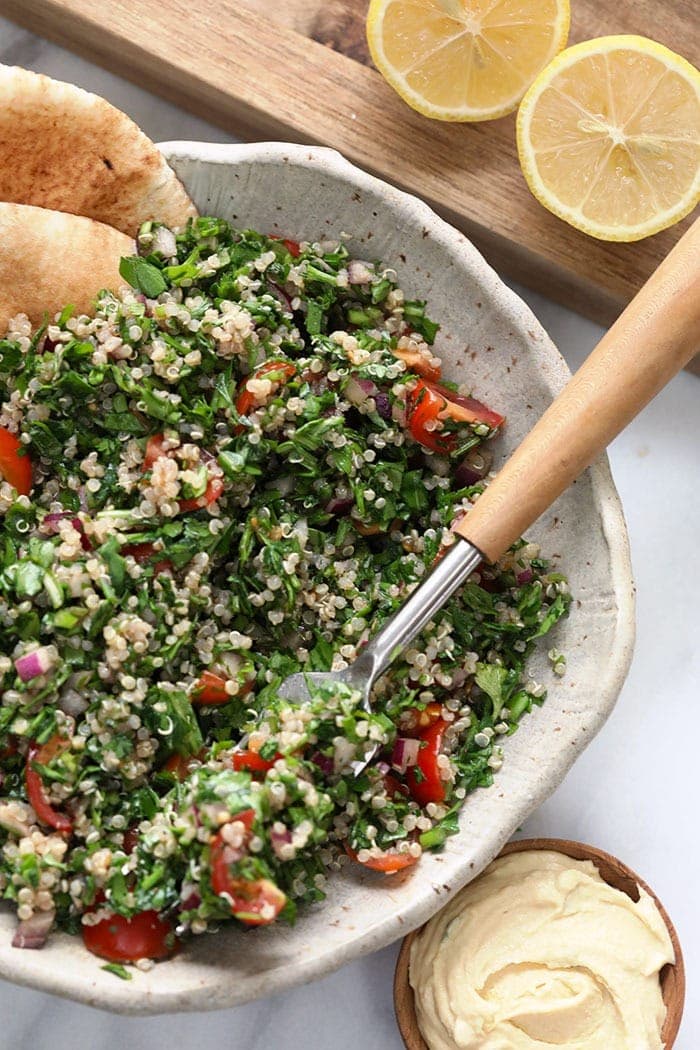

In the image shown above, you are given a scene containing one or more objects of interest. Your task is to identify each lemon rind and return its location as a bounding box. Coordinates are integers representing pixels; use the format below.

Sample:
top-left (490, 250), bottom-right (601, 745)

top-left (516, 35), bottom-right (700, 241)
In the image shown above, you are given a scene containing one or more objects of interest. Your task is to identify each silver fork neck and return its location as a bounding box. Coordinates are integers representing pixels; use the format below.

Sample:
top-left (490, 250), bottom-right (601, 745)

top-left (352, 538), bottom-right (483, 687)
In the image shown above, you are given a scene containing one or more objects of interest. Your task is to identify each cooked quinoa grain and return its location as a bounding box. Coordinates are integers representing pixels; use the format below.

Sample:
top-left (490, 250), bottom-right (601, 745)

top-left (0, 220), bottom-right (570, 964)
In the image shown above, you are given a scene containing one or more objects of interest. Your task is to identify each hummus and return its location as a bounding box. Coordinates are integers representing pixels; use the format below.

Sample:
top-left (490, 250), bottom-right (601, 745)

top-left (410, 850), bottom-right (674, 1050)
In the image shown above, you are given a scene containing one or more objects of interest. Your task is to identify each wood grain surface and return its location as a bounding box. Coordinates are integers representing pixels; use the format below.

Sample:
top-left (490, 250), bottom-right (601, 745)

top-left (394, 838), bottom-right (686, 1050)
top-left (1, 0), bottom-right (698, 368)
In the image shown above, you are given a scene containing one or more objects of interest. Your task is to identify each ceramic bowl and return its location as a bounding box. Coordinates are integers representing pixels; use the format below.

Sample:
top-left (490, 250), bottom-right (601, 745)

top-left (0, 142), bottom-right (635, 1013)
top-left (394, 838), bottom-right (685, 1049)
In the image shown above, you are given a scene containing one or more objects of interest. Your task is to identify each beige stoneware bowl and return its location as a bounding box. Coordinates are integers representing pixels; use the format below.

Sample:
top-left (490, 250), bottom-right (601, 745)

top-left (0, 143), bottom-right (635, 1013)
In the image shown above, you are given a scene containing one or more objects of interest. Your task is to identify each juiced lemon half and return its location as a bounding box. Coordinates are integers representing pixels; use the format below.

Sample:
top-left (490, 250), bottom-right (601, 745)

top-left (366, 0), bottom-right (570, 122)
top-left (517, 36), bottom-right (700, 241)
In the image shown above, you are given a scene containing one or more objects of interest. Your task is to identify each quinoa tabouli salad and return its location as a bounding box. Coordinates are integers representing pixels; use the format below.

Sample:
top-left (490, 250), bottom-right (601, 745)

top-left (0, 218), bottom-right (570, 972)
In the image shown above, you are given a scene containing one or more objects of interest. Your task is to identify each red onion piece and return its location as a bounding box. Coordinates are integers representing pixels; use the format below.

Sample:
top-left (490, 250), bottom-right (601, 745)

top-left (325, 495), bottom-right (354, 515)
top-left (43, 512), bottom-right (71, 527)
top-left (477, 574), bottom-right (499, 593)
top-left (42, 512), bottom-right (92, 551)
top-left (270, 825), bottom-right (293, 859)
top-left (454, 448), bottom-right (493, 487)
top-left (310, 751), bottom-right (334, 776)
top-left (12, 909), bottom-right (55, 949)
top-left (41, 336), bottom-right (59, 355)
top-left (376, 761), bottom-right (391, 776)
top-left (517, 569), bottom-right (534, 585)
top-left (15, 646), bottom-right (57, 683)
top-left (345, 376), bottom-right (378, 407)
top-left (179, 891), bottom-right (201, 912)
top-left (454, 464), bottom-right (482, 486)
top-left (374, 392), bottom-right (392, 420)
top-left (267, 279), bottom-right (294, 313)
top-left (391, 737), bottom-right (420, 774)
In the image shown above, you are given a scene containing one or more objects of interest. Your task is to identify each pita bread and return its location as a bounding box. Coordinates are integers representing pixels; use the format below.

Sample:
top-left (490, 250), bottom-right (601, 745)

top-left (0, 65), bottom-right (197, 236)
top-left (0, 202), bottom-right (134, 332)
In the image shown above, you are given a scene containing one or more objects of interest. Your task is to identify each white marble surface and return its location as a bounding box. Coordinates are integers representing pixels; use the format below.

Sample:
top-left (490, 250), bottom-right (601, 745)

top-left (0, 18), bottom-right (697, 1049)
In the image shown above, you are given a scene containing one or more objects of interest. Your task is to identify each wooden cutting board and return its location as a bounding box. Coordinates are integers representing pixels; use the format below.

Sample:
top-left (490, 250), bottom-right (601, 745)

top-left (2, 0), bottom-right (699, 368)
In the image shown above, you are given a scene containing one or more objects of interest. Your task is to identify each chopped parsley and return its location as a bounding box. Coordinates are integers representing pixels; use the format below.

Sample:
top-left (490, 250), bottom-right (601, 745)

top-left (0, 219), bottom-right (570, 965)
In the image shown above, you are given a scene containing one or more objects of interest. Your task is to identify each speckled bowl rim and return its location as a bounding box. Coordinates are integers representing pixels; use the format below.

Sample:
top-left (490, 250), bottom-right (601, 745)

top-left (0, 142), bottom-right (635, 1013)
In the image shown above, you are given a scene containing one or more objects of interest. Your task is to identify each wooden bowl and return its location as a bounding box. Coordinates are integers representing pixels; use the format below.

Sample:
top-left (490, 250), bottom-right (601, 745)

top-left (394, 838), bottom-right (685, 1050)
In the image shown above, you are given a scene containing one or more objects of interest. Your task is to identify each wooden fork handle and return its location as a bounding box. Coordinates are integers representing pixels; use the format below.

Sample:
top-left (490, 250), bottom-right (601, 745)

top-left (455, 216), bottom-right (700, 563)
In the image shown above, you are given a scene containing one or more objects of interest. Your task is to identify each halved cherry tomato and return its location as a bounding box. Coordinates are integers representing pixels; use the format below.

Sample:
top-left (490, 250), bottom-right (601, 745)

top-left (192, 670), bottom-right (230, 705)
top-left (344, 843), bottom-right (418, 874)
top-left (162, 752), bottom-right (201, 781)
top-left (191, 670), bottom-right (232, 706)
top-left (405, 719), bottom-right (448, 808)
top-left (121, 541), bottom-right (157, 562)
top-left (142, 434), bottom-right (224, 513)
top-left (0, 427), bottom-right (32, 495)
top-left (26, 737), bottom-right (73, 834)
top-left (230, 808), bottom-right (256, 832)
top-left (143, 433), bottom-right (170, 470)
top-left (34, 735), bottom-right (72, 764)
top-left (178, 475), bottom-right (225, 514)
top-left (399, 702), bottom-right (443, 737)
top-left (192, 662), bottom-right (255, 706)
top-left (82, 909), bottom-right (177, 962)
top-left (392, 347), bottom-right (441, 381)
top-left (121, 541), bottom-right (172, 575)
top-left (269, 235), bottom-right (301, 258)
top-left (209, 826), bottom-right (286, 925)
top-left (425, 379), bottom-right (505, 430)
top-left (407, 379), bottom-right (504, 454)
top-left (235, 361), bottom-right (296, 420)
top-left (218, 875), bottom-right (286, 925)
top-left (231, 750), bottom-right (278, 774)
top-left (407, 381), bottom-right (455, 454)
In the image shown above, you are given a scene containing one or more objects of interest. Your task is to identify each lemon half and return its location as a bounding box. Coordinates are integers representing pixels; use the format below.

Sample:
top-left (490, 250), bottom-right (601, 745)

top-left (366, 0), bottom-right (570, 122)
top-left (517, 35), bottom-right (700, 241)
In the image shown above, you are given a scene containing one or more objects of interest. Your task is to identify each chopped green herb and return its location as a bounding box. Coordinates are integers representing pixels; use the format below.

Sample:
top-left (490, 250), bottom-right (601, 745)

top-left (119, 256), bottom-right (168, 298)
top-left (101, 963), bottom-right (133, 981)
top-left (0, 216), bottom-right (570, 961)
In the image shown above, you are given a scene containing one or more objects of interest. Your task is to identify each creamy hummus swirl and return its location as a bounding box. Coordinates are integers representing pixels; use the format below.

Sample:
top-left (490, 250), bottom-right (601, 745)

top-left (410, 850), bottom-right (674, 1050)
